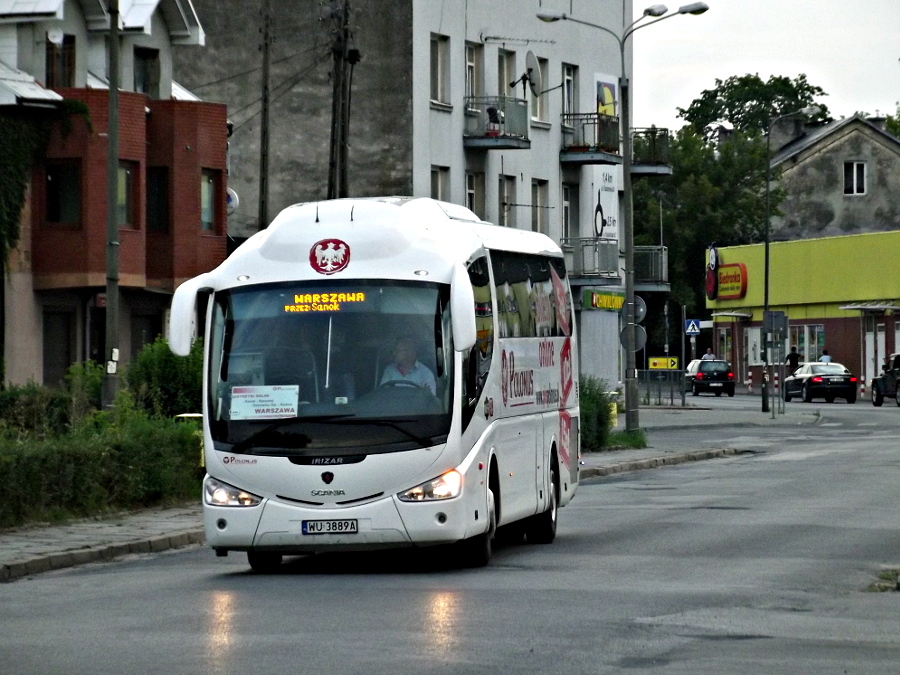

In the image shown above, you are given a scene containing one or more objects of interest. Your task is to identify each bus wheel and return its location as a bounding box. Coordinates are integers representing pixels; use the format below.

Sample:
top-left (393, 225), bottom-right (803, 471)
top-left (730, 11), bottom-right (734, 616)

top-left (460, 488), bottom-right (496, 567)
top-left (525, 465), bottom-right (558, 544)
top-left (247, 551), bottom-right (283, 573)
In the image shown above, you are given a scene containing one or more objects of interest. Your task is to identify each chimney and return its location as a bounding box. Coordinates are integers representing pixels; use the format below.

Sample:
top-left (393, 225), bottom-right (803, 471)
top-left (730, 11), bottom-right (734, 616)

top-left (868, 116), bottom-right (887, 131)
top-left (769, 117), bottom-right (806, 153)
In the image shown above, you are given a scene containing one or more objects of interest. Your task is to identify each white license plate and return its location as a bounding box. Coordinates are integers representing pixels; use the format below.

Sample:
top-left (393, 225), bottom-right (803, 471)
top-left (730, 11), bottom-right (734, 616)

top-left (709, 382), bottom-right (723, 387)
top-left (302, 519), bottom-right (358, 535)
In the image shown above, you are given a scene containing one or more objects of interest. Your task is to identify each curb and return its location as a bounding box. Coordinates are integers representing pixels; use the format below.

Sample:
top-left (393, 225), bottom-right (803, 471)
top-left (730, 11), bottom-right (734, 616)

top-left (580, 448), bottom-right (739, 479)
top-left (0, 529), bottom-right (205, 583)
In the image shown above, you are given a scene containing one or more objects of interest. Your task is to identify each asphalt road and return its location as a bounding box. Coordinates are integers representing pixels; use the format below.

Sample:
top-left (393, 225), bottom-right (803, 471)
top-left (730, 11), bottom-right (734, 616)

top-left (2, 406), bottom-right (899, 674)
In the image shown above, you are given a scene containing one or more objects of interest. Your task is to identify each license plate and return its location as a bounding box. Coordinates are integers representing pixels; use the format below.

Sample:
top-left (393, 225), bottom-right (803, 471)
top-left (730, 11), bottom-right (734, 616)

top-left (710, 382), bottom-right (723, 387)
top-left (302, 519), bottom-right (358, 535)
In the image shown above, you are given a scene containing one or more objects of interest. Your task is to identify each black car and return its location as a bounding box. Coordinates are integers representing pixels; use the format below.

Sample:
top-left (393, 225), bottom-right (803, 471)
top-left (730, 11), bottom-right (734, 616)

top-left (684, 359), bottom-right (735, 396)
top-left (783, 362), bottom-right (857, 403)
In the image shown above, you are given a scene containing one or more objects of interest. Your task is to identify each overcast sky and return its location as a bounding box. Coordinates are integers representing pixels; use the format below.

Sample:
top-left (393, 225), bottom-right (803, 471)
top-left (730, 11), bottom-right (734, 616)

top-left (630, 1), bottom-right (900, 131)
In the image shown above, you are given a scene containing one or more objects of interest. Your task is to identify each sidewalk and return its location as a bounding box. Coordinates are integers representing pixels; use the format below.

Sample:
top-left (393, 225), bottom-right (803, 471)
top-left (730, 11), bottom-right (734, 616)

top-left (0, 403), bottom-right (817, 582)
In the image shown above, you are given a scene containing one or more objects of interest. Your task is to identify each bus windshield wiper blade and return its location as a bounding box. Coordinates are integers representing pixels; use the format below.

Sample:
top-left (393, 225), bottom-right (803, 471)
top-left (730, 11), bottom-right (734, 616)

top-left (229, 414), bottom-right (356, 453)
top-left (339, 418), bottom-right (435, 448)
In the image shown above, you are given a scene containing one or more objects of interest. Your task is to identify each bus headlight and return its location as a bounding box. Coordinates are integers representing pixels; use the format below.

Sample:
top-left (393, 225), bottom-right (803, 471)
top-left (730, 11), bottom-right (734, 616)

top-left (204, 476), bottom-right (262, 507)
top-left (398, 470), bottom-right (462, 502)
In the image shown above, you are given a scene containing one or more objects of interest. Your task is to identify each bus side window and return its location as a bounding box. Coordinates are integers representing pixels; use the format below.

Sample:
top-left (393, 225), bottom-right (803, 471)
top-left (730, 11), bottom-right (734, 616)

top-left (462, 256), bottom-right (493, 429)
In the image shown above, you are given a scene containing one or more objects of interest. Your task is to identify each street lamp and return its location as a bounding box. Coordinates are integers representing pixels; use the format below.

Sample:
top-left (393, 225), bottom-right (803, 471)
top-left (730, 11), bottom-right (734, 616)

top-left (538, 3), bottom-right (709, 432)
top-left (761, 105), bottom-right (820, 413)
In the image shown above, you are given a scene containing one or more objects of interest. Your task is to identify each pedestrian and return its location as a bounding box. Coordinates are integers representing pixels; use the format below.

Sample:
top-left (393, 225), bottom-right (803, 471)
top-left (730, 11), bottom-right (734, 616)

top-left (785, 346), bottom-right (802, 371)
top-left (819, 349), bottom-right (832, 363)
top-left (700, 348), bottom-right (715, 360)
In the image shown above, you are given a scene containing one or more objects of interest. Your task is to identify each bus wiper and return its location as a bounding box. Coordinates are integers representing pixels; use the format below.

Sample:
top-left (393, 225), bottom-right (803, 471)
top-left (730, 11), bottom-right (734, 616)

top-left (338, 418), bottom-right (434, 448)
top-left (229, 414), bottom-right (355, 454)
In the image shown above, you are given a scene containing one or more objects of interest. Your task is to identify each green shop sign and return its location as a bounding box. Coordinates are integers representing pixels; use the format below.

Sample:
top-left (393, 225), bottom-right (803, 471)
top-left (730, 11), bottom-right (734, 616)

top-left (582, 290), bottom-right (625, 311)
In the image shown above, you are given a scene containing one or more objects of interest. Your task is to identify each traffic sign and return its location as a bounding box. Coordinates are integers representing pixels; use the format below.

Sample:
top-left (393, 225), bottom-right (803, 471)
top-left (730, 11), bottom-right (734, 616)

top-left (649, 357), bottom-right (679, 370)
top-left (685, 319), bottom-right (701, 335)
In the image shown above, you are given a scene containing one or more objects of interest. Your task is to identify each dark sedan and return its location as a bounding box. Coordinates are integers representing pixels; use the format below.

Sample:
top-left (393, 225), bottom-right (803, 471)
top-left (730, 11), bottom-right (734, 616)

top-left (684, 359), bottom-right (735, 396)
top-left (784, 362), bottom-right (858, 403)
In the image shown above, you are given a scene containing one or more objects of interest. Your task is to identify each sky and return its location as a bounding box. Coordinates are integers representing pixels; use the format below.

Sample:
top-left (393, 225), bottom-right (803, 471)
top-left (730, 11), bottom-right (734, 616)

top-left (630, 0), bottom-right (900, 131)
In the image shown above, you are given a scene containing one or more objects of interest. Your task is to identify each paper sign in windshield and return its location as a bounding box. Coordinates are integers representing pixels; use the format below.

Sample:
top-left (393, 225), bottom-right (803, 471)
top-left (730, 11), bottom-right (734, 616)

top-left (230, 385), bottom-right (299, 420)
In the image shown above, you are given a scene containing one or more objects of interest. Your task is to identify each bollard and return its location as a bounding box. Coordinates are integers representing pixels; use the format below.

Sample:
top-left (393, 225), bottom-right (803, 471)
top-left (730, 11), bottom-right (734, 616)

top-left (748, 371), bottom-right (753, 393)
top-left (860, 378), bottom-right (866, 400)
top-left (774, 371), bottom-right (779, 394)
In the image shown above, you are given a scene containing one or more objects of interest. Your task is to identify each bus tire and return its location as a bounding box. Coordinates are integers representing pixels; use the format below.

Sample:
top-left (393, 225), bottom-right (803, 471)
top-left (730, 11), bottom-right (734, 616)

top-left (459, 488), bottom-right (496, 567)
top-left (525, 464), bottom-right (558, 545)
top-left (247, 551), bottom-right (283, 573)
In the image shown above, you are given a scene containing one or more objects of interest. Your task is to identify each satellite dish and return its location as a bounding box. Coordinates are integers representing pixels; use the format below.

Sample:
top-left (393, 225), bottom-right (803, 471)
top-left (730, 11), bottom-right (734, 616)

top-left (47, 28), bottom-right (64, 46)
top-left (525, 50), bottom-right (542, 97)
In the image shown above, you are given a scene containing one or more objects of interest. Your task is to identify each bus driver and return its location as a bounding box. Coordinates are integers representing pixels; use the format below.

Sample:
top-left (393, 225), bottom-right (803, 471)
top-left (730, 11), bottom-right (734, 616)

top-left (380, 337), bottom-right (436, 394)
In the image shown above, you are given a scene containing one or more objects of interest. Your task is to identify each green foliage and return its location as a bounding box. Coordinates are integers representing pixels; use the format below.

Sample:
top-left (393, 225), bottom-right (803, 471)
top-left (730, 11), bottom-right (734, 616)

top-left (607, 429), bottom-right (647, 450)
top-left (579, 376), bottom-right (618, 451)
top-left (885, 104), bottom-right (900, 138)
top-left (677, 73), bottom-right (829, 139)
top-left (126, 337), bottom-right (203, 417)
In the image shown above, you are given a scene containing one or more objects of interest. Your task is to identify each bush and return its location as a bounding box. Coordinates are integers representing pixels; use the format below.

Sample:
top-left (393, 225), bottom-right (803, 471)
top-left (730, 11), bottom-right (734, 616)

top-left (580, 376), bottom-right (619, 451)
top-left (125, 337), bottom-right (203, 418)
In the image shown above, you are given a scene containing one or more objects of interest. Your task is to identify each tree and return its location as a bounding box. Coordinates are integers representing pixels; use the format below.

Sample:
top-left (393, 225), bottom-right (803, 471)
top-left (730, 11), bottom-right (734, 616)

top-left (677, 73), bottom-right (829, 140)
top-left (885, 104), bottom-right (900, 138)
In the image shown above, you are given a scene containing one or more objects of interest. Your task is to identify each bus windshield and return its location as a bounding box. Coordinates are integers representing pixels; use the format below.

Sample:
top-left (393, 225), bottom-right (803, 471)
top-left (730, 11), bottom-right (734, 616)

top-left (207, 279), bottom-right (454, 456)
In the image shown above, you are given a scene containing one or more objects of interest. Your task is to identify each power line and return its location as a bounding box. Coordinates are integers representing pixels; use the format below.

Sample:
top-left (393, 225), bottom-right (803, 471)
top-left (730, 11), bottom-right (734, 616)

top-left (190, 44), bottom-right (326, 90)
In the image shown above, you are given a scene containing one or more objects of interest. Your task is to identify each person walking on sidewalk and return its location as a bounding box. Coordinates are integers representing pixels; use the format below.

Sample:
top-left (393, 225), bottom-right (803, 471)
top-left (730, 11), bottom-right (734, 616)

top-left (785, 346), bottom-right (802, 371)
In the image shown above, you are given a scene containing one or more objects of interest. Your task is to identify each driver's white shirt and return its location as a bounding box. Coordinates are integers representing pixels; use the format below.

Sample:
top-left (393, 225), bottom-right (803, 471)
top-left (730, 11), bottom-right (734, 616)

top-left (380, 361), bottom-right (436, 394)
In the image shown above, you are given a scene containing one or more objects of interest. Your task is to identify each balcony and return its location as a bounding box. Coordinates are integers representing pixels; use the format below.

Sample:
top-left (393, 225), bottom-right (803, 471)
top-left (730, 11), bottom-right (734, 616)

top-left (463, 96), bottom-right (530, 149)
top-left (634, 245), bottom-right (669, 288)
top-left (559, 112), bottom-right (622, 165)
top-left (561, 237), bottom-right (620, 279)
top-left (631, 127), bottom-right (672, 176)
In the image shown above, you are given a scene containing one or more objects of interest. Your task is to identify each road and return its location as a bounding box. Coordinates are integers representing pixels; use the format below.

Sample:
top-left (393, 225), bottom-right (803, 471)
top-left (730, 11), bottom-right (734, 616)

top-left (1, 404), bottom-right (899, 674)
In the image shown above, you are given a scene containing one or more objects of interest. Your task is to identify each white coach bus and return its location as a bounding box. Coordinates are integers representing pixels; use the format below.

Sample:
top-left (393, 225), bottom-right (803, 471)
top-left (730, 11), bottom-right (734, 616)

top-left (168, 197), bottom-right (580, 570)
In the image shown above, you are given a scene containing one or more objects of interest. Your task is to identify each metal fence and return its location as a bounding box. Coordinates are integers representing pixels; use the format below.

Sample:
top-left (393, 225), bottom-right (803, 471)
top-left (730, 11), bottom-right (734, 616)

top-left (638, 369), bottom-right (685, 406)
top-left (463, 96), bottom-right (529, 140)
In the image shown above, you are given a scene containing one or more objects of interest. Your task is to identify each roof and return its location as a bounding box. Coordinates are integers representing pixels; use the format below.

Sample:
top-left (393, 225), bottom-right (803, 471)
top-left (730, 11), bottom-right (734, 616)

top-left (0, 59), bottom-right (63, 107)
top-left (771, 115), bottom-right (900, 168)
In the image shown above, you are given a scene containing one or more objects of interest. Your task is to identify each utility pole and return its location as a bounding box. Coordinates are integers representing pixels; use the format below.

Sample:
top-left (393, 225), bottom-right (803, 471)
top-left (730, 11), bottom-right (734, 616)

top-left (328, 0), bottom-right (359, 199)
top-left (257, 0), bottom-right (272, 230)
top-left (102, 0), bottom-right (120, 409)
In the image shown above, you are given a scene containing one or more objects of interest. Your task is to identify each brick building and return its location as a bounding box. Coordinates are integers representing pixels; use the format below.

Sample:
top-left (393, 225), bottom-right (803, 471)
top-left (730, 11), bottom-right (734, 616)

top-left (0, 0), bottom-right (228, 386)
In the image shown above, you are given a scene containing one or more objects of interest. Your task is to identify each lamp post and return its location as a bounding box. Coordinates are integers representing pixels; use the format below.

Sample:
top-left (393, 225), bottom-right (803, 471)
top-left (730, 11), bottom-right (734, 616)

top-left (762, 105), bottom-right (820, 413)
top-left (539, 3), bottom-right (709, 432)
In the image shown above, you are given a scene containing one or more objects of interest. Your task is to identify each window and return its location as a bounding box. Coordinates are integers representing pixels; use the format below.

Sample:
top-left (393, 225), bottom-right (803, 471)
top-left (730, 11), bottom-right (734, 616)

top-left (843, 161), bottom-right (866, 195)
top-left (465, 172), bottom-right (485, 219)
top-left (562, 64), bottom-right (577, 118)
top-left (491, 250), bottom-right (570, 338)
top-left (134, 47), bottom-right (160, 98)
top-left (430, 34), bottom-right (449, 104)
top-left (117, 162), bottom-right (137, 227)
top-left (201, 169), bottom-right (219, 231)
top-left (529, 57), bottom-right (548, 121)
top-left (45, 34), bottom-right (75, 88)
top-left (498, 50), bottom-right (515, 97)
top-left (147, 167), bottom-right (169, 232)
top-left (465, 42), bottom-right (483, 101)
top-left (531, 179), bottom-right (548, 234)
top-left (45, 161), bottom-right (81, 225)
top-left (498, 175), bottom-right (515, 228)
top-left (561, 183), bottom-right (573, 240)
top-left (431, 166), bottom-right (449, 201)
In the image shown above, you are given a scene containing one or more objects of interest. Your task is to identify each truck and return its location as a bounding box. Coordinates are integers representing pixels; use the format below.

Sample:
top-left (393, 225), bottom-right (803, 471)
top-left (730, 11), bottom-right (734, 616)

top-left (871, 353), bottom-right (900, 406)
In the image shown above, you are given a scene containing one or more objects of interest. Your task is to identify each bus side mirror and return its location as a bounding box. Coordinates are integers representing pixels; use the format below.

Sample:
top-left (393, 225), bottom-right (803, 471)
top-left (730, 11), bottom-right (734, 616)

top-left (169, 274), bottom-right (212, 356)
top-left (451, 262), bottom-right (477, 352)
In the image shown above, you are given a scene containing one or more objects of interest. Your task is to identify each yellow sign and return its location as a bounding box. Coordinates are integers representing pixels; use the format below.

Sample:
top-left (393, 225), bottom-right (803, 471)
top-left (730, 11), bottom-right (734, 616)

top-left (283, 291), bottom-right (366, 313)
top-left (649, 357), bottom-right (679, 370)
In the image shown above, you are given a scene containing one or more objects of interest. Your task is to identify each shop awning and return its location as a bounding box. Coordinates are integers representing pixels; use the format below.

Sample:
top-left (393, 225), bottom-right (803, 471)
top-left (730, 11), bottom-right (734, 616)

top-left (839, 301), bottom-right (900, 312)
top-left (711, 311), bottom-right (752, 319)
top-left (0, 59), bottom-right (63, 108)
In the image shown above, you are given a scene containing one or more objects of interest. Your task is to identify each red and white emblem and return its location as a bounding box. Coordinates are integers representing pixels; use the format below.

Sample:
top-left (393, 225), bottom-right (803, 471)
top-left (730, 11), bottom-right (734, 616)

top-left (309, 239), bottom-right (350, 275)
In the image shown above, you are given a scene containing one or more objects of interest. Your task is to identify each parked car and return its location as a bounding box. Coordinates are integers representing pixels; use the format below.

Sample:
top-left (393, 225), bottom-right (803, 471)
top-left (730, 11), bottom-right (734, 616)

top-left (783, 362), bottom-right (857, 403)
top-left (684, 359), bottom-right (735, 396)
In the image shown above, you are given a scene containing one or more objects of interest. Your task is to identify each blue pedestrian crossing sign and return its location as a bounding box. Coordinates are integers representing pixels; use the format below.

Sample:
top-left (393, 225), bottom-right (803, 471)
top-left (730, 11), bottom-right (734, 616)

top-left (685, 319), bottom-right (701, 335)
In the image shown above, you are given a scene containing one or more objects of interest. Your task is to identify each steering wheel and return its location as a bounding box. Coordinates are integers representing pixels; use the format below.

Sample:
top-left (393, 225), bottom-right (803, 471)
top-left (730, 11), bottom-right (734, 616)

top-left (378, 379), bottom-right (421, 389)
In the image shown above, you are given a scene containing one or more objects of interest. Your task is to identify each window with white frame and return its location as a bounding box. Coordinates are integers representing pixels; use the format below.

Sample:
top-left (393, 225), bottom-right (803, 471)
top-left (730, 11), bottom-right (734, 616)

top-left (465, 42), bottom-right (483, 102)
top-left (431, 165), bottom-right (450, 201)
top-left (498, 50), bottom-right (515, 97)
top-left (430, 34), bottom-right (450, 104)
top-left (529, 57), bottom-right (548, 121)
top-left (843, 161), bottom-right (866, 195)
top-left (498, 175), bottom-right (515, 227)
top-left (561, 183), bottom-right (573, 240)
top-left (531, 179), bottom-right (548, 234)
top-left (562, 64), bottom-right (577, 118)
top-left (466, 172), bottom-right (485, 219)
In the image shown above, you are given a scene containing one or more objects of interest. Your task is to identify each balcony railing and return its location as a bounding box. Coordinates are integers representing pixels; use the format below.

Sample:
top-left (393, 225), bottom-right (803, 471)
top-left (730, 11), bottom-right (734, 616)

top-left (463, 96), bottom-right (529, 145)
top-left (634, 245), bottom-right (668, 284)
top-left (631, 127), bottom-right (670, 165)
top-left (560, 112), bottom-right (620, 154)
top-left (561, 237), bottom-right (619, 278)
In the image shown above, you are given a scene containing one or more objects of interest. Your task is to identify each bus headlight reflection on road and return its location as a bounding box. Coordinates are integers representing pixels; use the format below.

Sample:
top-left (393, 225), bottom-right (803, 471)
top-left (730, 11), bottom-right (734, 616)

top-left (398, 470), bottom-right (462, 502)
top-left (205, 476), bottom-right (262, 507)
